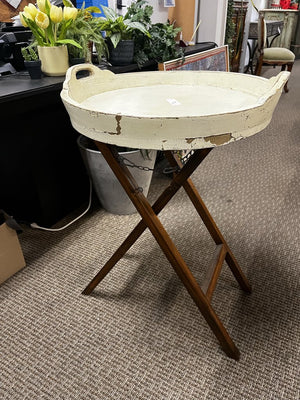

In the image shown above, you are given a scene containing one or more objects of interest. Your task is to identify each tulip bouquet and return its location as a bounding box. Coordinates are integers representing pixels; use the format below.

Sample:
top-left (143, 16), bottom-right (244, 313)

top-left (19, 0), bottom-right (81, 49)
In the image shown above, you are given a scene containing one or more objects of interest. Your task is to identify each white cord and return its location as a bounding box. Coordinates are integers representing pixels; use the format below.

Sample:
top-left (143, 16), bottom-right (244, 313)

top-left (30, 178), bottom-right (93, 232)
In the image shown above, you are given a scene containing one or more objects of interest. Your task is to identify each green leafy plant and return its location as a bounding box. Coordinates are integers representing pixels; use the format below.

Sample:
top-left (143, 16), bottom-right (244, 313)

top-left (21, 45), bottom-right (39, 61)
top-left (126, 0), bottom-right (183, 68)
top-left (225, 0), bottom-right (235, 59)
top-left (97, 5), bottom-right (150, 49)
top-left (225, 0), bottom-right (247, 71)
top-left (146, 22), bottom-right (183, 63)
top-left (125, 0), bottom-right (153, 26)
top-left (65, 4), bottom-right (107, 61)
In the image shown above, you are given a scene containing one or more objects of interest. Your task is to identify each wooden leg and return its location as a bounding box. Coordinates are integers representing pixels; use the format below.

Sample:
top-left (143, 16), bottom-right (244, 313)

top-left (85, 143), bottom-right (241, 360)
top-left (255, 55), bottom-right (263, 76)
top-left (283, 62), bottom-right (293, 93)
top-left (164, 151), bottom-right (252, 294)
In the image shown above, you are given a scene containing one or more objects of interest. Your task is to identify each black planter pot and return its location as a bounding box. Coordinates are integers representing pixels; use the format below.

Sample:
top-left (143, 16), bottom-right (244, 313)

top-left (24, 60), bottom-right (42, 79)
top-left (107, 39), bottom-right (134, 66)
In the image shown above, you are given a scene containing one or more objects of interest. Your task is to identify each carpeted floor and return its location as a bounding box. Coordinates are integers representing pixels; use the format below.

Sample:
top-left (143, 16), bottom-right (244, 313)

top-left (1, 62), bottom-right (300, 400)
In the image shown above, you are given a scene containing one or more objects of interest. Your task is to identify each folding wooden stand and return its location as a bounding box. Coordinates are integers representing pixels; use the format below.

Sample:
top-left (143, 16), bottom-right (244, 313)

top-left (82, 141), bottom-right (252, 360)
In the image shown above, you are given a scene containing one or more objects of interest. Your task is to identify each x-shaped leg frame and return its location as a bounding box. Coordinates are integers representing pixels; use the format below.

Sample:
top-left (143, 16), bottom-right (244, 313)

top-left (83, 141), bottom-right (252, 360)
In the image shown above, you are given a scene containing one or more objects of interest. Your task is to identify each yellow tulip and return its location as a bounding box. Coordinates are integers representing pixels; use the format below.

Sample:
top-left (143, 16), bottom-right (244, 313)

top-left (50, 5), bottom-right (63, 24)
top-left (23, 4), bottom-right (38, 20)
top-left (35, 11), bottom-right (50, 30)
top-left (23, 3), bottom-right (38, 21)
top-left (19, 12), bottom-right (28, 27)
top-left (21, 9), bottom-right (35, 24)
top-left (63, 7), bottom-right (78, 21)
top-left (37, 0), bottom-right (51, 13)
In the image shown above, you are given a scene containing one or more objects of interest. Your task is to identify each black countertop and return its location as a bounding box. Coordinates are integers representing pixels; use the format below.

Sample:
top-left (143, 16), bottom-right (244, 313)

top-left (0, 42), bottom-right (216, 103)
top-left (0, 72), bottom-right (64, 103)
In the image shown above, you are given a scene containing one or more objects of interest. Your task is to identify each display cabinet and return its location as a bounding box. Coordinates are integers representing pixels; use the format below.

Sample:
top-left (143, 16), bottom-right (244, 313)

top-left (259, 8), bottom-right (298, 48)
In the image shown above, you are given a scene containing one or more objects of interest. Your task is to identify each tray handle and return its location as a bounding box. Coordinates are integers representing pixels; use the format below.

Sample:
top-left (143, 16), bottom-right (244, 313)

top-left (258, 71), bottom-right (290, 104)
top-left (268, 71), bottom-right (290, 91)
top-left (63, 63), bottom-right (115, 91)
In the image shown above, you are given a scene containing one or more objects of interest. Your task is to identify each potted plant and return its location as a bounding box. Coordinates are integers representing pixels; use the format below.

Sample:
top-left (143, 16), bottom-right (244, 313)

top-left (19, 0), bottom-right (82, 76)
top-left (125, 0), bottom-right (183, 68)
top-left (97, 5), bottom-right (150, 65)
top-left (21, 45), bottom-right (42, 79)
top-left (65, 4), bottom-right (108, 65)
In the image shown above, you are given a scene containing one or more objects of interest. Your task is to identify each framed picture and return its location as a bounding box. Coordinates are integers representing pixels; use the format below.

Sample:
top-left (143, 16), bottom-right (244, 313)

top-left (159, 45), bottom-right (229, 72)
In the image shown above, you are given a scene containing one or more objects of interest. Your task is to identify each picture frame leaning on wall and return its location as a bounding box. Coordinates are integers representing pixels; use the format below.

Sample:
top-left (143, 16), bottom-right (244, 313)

top-left (158, 45), bottom-right (229, 72)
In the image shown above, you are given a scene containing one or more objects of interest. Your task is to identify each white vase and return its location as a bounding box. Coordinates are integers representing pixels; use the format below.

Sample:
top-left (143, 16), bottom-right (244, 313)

top-left (37, 45), bottom-right (69, 76)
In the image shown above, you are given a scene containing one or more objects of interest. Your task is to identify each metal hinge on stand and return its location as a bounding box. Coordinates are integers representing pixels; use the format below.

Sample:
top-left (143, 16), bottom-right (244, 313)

top-left (163, 150), bottom-right (195, 175)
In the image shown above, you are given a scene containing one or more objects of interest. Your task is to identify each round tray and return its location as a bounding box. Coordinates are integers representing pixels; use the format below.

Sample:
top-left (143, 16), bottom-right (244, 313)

top-left (61, 64), bottom-right (289, 150)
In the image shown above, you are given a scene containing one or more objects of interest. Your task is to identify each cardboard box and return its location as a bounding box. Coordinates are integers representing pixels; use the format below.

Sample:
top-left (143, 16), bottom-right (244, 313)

top-left (0, 220), bottom-right (26, 285)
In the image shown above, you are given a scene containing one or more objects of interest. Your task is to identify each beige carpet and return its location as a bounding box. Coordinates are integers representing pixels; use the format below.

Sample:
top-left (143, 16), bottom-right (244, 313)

top-left (1, 62), bottom-right (300, 399)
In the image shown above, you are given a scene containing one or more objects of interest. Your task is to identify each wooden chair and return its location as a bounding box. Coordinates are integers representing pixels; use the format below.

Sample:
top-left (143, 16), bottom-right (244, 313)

top-left (255, 13), bottom-right (295, 92)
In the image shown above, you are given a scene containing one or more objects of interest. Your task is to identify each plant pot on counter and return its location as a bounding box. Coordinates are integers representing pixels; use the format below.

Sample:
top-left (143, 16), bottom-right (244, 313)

top-left (37, 45), bottom-right (69, 76)
top-left (24, 60), bottom-right (42, 79)
top-left (77, 135), bottom-right (157, 215)
top-left (107, 39), bottom-right (135, 66)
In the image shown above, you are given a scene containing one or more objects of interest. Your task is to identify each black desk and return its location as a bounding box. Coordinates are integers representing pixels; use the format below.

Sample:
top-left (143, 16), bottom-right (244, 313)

top-left (0, 42), bottom-right (216, 227)
top-left (0, 72), bottom-right (90, 227)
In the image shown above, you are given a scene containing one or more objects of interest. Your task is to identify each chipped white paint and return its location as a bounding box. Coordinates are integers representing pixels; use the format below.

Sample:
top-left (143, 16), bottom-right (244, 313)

top-left (61, 64), bottom-right (289, 150)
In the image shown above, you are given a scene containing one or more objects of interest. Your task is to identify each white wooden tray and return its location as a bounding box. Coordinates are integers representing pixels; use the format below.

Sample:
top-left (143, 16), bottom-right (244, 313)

top-left (61, 64), bottom-right (289, 150)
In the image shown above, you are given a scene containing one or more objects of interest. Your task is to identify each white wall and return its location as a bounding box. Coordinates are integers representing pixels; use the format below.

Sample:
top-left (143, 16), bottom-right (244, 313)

top-left (107, 0), bottom-right (115, 9)
top-left (239, 0), bottom-right (268, 72)
top-left (151, 0), bottom-right (169, 24)
top-left (196, 0), bottom-right (228, 46)
top-left (251, 0), bottom-right (269, 21)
